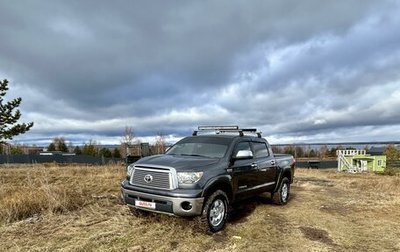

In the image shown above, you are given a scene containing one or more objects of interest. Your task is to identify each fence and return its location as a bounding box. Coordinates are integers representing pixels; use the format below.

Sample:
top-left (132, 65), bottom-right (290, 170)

top-left (1, 154), bottom-right (341, 168)
top-left (387, 160), bottom-right (400, 169)
top-left (0, 154), bottom-right (123, 165)
top-left (296, 160), bottom-right (338, 169)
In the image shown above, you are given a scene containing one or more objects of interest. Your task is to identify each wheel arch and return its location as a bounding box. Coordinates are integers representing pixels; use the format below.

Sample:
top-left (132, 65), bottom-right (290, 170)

top-left (274, 168), bottom-right (292, 193)
top-left (201, 176), bottom-right (233, 202)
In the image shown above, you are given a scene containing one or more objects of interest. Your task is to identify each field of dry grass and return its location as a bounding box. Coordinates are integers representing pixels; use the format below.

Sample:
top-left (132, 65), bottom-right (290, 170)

top-left (0, 164), bottom-right (399, 251)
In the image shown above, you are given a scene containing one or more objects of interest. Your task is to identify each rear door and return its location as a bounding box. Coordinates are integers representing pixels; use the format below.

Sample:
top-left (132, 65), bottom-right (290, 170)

top-left (252, 140), bottom-right (277, 191)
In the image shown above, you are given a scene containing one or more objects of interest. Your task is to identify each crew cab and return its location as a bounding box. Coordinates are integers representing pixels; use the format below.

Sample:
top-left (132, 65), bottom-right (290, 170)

top-left (121, 126), bottom-right (295, 232)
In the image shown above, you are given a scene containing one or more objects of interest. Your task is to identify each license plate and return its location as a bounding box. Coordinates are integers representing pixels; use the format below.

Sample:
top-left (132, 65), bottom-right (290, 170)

top-left (135, 200), bottom-right (156, 209)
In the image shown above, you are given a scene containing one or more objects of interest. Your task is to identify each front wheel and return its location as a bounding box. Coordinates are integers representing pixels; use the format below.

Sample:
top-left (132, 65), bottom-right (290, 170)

top-left (198, 190), bottom-right (229, 233)
top-left (272, 177), bottom-right (290, 205)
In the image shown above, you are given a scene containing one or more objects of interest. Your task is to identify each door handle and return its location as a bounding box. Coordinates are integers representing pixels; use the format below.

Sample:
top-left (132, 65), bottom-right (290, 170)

top-left (251, 162), bottom-right (258, 168)
top-left (270, 160), bottom-right (276, 166)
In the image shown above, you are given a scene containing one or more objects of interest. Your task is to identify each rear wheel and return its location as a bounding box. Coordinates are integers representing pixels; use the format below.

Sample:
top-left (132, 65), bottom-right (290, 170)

top-left (272, 177), bottom-right (290, 205)
top-left (197, 190), bottom-right (229, 233)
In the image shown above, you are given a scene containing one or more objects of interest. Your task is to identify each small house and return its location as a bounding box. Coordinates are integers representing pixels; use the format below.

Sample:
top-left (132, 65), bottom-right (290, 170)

top-left (337, 149), bottom-right (386, 173)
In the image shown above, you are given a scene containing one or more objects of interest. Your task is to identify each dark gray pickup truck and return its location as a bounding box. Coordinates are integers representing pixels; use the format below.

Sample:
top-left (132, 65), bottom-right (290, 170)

top-left (121, 126), bottom-right (295, 232)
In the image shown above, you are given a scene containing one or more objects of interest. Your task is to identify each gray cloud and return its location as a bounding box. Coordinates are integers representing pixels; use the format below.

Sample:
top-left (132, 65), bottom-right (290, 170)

top-left (1, 0), bottom-right (399, 145)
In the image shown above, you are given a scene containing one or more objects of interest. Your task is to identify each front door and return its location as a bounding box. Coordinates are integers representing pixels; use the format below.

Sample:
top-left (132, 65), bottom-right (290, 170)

top-left (230, 141), bottom-right (258, 196)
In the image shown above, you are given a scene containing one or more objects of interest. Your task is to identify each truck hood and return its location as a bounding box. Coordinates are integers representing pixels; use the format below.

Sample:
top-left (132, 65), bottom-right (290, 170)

top-left (134, 154), bottom-right (220, 171)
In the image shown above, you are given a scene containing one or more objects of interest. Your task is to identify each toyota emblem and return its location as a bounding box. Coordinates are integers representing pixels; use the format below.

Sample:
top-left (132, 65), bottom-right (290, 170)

top-left (144, 174), bottom-right (153, 183)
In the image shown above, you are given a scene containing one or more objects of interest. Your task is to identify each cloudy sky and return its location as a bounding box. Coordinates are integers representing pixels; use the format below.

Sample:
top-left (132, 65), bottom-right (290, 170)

top-left (1, 0), bottom-right (400, 146)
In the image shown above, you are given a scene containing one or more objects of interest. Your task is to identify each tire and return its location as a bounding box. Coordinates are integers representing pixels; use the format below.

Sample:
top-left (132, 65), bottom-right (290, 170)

top-left (197, 190), bottom-right (229, 233)
top-left (272, 177), bottom-right (290, 205)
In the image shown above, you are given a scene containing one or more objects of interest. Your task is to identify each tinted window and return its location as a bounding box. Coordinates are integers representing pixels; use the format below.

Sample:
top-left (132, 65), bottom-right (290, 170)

top-left (233, 141), bottom-right (252, 156)
top-left (253, 142), bottom-right (269, 158)
top-left (179, 136), bottom-right (233, 145)
top-left (166, 137), bottom-right (230, 158)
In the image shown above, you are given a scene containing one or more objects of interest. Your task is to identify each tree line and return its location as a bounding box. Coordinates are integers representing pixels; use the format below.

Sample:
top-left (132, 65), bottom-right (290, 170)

top-left (272, 145), bottom-right (354, 159)
top-left (272, 144), bottom-right (400, 160)
top-left (42, 127), bottom-right (167, 158)
top-left (45, 138), bottom-right (122, 158)
top-left (1, 127), bottom-right (168, 158)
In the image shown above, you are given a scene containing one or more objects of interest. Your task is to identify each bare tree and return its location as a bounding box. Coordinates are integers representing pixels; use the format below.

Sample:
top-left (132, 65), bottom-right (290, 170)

top-left (155, 131), bottom-right (166, 154)
top-left (384, 144), bottom-right (399, 160)
top-left (271, 146), bottom-right (282, 154)
top-left (319, 145), bottom-right (328, 159)
top-left (283, 145), bottom-right (295, 156)
top-left (121, 126), bottom-right (140, 157)
top-left (121, 126), bottom-right (135, 146)
top-left (295, 146), bottom-right (305, 158)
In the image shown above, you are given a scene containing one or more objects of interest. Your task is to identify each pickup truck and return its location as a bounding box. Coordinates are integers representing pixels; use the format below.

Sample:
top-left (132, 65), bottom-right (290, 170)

top-left (121, 126), bottom-right (295, 232)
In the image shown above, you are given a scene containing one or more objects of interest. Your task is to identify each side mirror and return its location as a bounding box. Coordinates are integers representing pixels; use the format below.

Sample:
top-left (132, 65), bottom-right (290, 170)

top-left (233, 150), bottom-right (253, 160)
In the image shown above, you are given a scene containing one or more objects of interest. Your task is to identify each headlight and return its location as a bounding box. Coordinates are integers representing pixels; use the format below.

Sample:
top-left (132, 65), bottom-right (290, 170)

top-left (127, 164), bottom-right (134, 177)
top-left (177, 172), bottom-right (203, 184)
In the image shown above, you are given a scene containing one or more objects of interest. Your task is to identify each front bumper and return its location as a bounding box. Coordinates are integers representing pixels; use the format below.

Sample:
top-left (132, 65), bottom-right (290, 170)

top-left (121, 183), bottom-right (204, 217)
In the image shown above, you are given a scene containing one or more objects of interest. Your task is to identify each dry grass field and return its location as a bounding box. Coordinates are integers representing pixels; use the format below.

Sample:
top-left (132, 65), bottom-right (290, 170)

top-left (0, 164), bottom-right (399, 252)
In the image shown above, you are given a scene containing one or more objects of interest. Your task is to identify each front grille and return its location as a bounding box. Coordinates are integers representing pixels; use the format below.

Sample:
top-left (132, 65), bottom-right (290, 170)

top-left (130, 166), bottom-right (174, 190)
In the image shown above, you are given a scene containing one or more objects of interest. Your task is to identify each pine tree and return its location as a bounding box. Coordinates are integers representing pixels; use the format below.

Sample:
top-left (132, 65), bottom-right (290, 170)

top-left (82, 140), bottom-right (98, 156)
top-left (0, 79), bottom-right (33, 142)
top-left (47, 143), bottom-right (56, 151)
top-left (54, 137), bottom-right (68, 152)
top-left (47, 137), bottom-right (69, 152)
top-left (99, 147), bottom-right (112, 158)
top-left (74, 146), bottom-right (82, 155)
top-left (113, 148), bottom-right (121, 158)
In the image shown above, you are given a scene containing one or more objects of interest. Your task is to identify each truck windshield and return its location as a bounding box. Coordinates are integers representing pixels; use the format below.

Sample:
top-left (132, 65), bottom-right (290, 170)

top-left (166, 137), bottom-right (230, 158)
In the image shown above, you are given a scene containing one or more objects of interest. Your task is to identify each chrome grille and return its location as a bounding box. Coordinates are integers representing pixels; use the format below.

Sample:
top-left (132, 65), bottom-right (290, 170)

top-left (130, 166), bottom-right (173, 190)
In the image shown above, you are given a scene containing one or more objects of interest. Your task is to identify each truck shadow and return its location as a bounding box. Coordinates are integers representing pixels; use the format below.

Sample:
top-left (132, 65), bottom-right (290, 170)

top-left (228, 193), bottom-right (272, 224)
top-left (228, 192), bottom-right (297, 224)
top-left (138, 192), bottom-right (298, 234)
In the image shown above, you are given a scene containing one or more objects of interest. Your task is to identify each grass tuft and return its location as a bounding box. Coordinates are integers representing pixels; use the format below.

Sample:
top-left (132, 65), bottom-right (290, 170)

top-left (0, 164), bottom-right (124, 223)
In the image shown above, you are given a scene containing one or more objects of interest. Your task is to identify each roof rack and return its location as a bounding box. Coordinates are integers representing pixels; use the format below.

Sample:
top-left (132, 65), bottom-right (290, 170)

top-left (193, 125), bottom-right (262, 138)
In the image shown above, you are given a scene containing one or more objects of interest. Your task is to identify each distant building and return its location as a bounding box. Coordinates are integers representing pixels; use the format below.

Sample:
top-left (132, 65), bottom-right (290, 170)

top-left (337, 149), bottom-right (386, 173)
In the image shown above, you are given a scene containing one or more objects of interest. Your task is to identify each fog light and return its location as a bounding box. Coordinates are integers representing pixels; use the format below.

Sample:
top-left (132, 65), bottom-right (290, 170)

top-left (181, 201), bottom-right (192, 211)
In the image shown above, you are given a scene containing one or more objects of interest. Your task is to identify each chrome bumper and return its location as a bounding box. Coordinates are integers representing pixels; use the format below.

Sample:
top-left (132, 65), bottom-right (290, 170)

top-left (121, 187), bottom-right (204, 217)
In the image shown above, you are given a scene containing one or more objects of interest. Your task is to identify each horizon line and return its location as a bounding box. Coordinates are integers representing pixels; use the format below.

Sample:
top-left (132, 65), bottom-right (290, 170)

top-left (271, 141), bottom-right (400, 146)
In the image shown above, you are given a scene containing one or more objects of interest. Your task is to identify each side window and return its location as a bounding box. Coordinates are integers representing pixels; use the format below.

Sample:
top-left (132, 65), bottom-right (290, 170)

top-left (233, 141), bottom-right (252, 156)
top-left (252, 142), bottom-right (269, 158)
